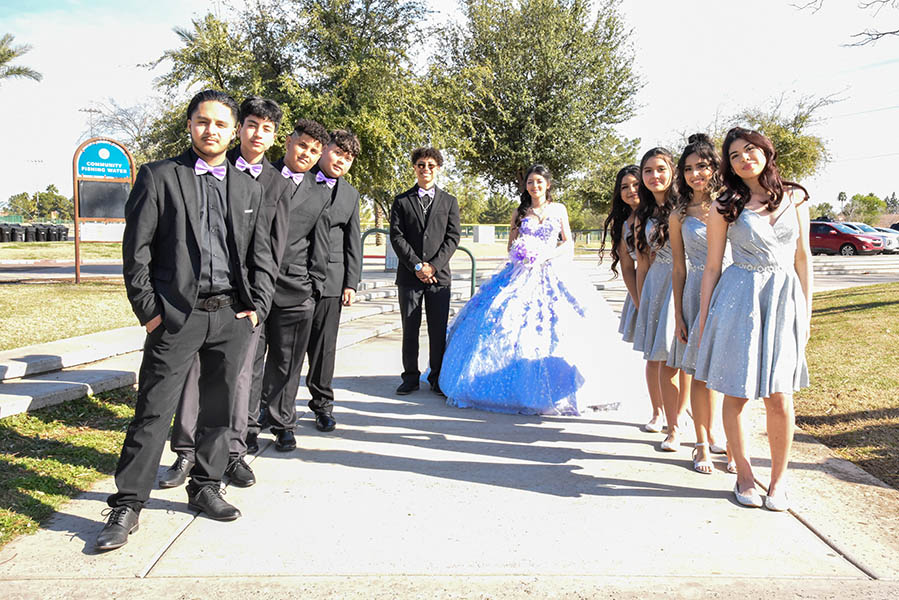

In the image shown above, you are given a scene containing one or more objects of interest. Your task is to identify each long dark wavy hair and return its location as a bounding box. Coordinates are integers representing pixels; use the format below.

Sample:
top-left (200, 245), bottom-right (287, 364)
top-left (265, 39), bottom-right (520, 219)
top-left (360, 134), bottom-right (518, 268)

top-left (601, 165), bottom-right (640, 277)
top-left (515, 164), bottom-right (554, 228)
top-left (717, 127), bottom-right (809, 223)
top-left (675, 133), bottom-right (721, 219)
top-left (634, 147), bottom-right (676, 256)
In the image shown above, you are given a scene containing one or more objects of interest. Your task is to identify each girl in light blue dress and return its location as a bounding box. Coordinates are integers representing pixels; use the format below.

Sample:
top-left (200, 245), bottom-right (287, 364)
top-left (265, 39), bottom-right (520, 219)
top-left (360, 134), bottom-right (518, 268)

top-left (694, 128), bottom-right (812, 511)
top-left (438, 165), bottom-right (638, 416)
top-left (632, 148), bottom-right (685, 450)
top-left (668, 134), bottom-right (731, 474)
top-left (601, 165), bottom-right (642, 344)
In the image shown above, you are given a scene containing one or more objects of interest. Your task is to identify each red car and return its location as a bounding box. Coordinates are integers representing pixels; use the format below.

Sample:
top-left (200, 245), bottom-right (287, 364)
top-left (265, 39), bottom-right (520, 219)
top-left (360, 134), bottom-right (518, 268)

top-left (809, 221), bottom-right (882, 256)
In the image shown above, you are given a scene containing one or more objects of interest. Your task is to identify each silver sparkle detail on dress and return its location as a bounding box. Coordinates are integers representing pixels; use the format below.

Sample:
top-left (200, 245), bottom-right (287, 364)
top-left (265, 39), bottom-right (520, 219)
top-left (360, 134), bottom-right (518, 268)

top-left (618, 219), bottom-right (638, 343)
top-left (632, 218), bottom-right (675, 361)
top-left (692, 199), bottom-right (809, 399)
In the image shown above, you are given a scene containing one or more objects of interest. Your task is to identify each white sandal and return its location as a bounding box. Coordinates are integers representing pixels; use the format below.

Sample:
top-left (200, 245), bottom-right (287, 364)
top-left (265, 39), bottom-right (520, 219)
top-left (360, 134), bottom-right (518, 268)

top-left (692, 443), bottom-right (713, 474)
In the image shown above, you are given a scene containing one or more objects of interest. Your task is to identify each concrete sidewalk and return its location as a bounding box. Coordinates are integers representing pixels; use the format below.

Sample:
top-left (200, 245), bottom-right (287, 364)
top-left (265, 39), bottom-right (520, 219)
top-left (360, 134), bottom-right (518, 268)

top-left (1, 328), bottom-right (898, 599)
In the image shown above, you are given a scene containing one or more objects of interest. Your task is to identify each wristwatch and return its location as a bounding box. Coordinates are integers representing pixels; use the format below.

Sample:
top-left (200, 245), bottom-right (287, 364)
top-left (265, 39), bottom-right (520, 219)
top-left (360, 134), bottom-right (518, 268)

top-left (414, 262), bottom-right (423, 272)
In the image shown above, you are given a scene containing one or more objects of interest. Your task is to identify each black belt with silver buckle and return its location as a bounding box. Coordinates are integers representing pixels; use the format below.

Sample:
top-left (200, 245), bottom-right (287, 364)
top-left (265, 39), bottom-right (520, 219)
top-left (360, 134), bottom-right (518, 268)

top-left (194, 293), bottom-right (237, 311)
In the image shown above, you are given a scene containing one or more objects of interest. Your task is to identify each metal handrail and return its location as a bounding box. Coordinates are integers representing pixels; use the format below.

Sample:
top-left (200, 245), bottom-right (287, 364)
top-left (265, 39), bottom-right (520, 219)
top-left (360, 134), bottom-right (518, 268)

top-left (362, 227), bottom-right (478, 297)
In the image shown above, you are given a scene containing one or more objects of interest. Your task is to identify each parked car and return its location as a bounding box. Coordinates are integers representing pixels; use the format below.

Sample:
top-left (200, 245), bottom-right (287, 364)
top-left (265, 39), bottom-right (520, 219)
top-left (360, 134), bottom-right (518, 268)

top-left (874, 227), bottom-right (899, 253)
top-left (842, 221), bottom-right (899, 254)
top-left (809, 221), bottom-right (883, 255)
top-left (889, 222), bottom-right (899, 233)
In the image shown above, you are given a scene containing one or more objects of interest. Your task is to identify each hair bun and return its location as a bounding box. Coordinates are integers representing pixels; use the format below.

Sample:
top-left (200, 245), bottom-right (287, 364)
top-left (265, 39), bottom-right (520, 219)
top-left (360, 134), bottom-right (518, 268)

top-left (688, 133), bottom-right (712, 144)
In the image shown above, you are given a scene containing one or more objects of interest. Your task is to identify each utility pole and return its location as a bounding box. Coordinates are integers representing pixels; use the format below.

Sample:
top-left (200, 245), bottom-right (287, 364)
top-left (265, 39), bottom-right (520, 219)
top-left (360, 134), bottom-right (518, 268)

top-left (79, 107), bottom-right (101, 138)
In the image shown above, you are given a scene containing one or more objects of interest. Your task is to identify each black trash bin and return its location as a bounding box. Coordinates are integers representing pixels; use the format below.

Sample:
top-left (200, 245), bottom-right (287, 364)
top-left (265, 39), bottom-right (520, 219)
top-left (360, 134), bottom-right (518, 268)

top-left (34, 224), bottom-right (49, 242)
top-left (0, 223), bottom-right (10, 243)
top-left (59, 225), bottom-right (69, 241)
top-left (23, 225), bottom-right (35, 242)
top-left (9, 225), bottom-right (25, 242)
top-left (47, 224), bottom-right (60, 242)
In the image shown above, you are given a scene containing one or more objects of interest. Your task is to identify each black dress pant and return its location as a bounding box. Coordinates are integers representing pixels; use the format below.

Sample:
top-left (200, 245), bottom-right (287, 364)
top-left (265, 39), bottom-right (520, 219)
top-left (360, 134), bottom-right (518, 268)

top-left (398, 284), bottom-right (451, 385)
top-left (259, 298), bottom-right (315, 432)
top-left (108, 306), bottom-right (255, 510)
top-left (170, 323), bottom-right (262, 460)
top-left (305, 296), bottom-right (342, 414)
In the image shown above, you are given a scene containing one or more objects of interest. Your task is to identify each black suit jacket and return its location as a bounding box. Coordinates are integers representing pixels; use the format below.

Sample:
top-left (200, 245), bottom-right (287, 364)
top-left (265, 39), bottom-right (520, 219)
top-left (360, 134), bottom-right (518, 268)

top-left (226, 147), bottom-right (291, 315)
top-left (122, 149), bottom-right (276, 333)
top-left (321, 173), bottom-right (362, 298)
top-left (389, 185), bottom-right (461, 288)
top-left (270, 161), bottom-right (332, 307)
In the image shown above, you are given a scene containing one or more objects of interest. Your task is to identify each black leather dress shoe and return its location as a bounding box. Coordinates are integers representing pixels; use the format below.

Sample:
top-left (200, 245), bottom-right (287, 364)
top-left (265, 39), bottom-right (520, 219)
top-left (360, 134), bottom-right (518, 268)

top-left (225, 457), bottom-right (256, 487)
top-left (159, 454), bottom-right (194, 489)
top-left (431, 382), bottom-right (446, 398)
top-left (186, 484), bottom-right (241, 521)
top-left (396, 380), bottom-right (419, 395)
top-left (245, 432), bottom-right (259, 454)
top-left (274, 429), bottom-right (296, 452)
top-left (315, 412), bottom-right (337, 432)
top-left (95, 506), bottom-right (139, 551)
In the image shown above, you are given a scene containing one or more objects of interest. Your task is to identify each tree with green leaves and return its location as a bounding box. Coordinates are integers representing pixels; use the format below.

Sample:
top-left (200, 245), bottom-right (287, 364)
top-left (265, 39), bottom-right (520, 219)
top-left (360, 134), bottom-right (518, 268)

top-left (6, 185), bottom-right (72, 221)
top-left (142, 1), bottom-right (463, 218)
top-left (0, 33), bottom-right (42, 86)
top-left (884, 191), bottom-right (899, 213)
top-left (442, 172), bottom-right (490, 224)
top-left (433, 0), bottom-right (639, 193)
top-left (843, 192), bottom-right (886, 224)
top-left (728, 94), bottom-right (834, 181)
top-left (814, 202), bottom-right (836, 220)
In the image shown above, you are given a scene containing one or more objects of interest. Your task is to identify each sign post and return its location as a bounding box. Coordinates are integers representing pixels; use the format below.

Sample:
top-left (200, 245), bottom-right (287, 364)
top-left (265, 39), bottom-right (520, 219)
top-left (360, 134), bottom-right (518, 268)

top-left (72, 137), bottom-right (135, 283)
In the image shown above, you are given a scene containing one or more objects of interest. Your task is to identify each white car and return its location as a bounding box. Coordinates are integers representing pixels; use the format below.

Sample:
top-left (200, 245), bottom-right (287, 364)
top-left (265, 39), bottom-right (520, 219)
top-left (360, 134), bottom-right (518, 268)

top-left (843, 222), bottom-right (898, 254)
top-left (874, 227), bottom-right (899, 254)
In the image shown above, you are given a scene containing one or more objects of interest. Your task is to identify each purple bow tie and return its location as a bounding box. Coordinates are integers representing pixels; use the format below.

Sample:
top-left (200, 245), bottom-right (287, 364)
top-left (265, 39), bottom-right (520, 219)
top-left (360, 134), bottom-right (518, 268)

top-left (316, 171), bottom-right (337, 189)
top-left (280, 165), bottom-right (304, 184)
top-left (235, 155), bottom-right (263, 178)
top-left (418, 187), bottom-right (435, 199)
top-left (194, 158), bottom-right (226, 181)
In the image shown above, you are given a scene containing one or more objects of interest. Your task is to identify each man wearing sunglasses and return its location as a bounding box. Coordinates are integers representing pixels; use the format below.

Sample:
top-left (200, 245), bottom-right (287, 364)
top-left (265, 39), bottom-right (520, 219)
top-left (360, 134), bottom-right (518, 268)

top-left (389, 147), bottom-right (461, 396)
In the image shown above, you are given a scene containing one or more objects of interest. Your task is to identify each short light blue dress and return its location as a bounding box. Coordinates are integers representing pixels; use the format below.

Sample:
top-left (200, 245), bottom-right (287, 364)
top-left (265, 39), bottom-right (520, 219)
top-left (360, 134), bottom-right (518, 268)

top-left (617, 220), bottom-right (639, 343)
top-left (438, 214), bottom-right (634, 415)
top-left (632, 218), bottom-right (675, 361)
top-left (670, 216), bottom-right (731, 373)
top-left (692, 198), bottom-right (809, 399)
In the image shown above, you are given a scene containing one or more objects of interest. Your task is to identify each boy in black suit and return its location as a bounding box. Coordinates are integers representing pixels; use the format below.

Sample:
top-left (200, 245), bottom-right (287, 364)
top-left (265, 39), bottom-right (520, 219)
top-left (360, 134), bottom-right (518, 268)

top-left (256, 119), bottom-right (333, 452)
top-left (305, 130), bottom-right (362, 432)
top-left (96, 90), bottom-right (277, 551)
top-left (389, 147), bottom-right (461, 395)
top-left (162, 97), bottom-right (291, 489)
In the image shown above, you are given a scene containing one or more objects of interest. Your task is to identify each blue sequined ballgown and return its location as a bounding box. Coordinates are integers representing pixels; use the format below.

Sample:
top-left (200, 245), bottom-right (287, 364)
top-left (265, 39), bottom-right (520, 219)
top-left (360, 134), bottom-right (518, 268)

top-left (438, 214), bottom-right (635, 416)
top-left (692, 196), bottom-right (809, 399)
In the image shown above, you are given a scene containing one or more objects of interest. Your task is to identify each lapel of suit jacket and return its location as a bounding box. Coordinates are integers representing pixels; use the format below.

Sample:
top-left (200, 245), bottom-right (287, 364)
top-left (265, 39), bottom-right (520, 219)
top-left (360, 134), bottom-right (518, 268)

top-left (174, 150), bottom-right (201, 249)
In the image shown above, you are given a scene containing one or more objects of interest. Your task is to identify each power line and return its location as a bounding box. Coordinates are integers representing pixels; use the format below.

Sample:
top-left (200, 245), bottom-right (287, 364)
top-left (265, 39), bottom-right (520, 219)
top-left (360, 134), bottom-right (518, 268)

top-left (831, 151), bottom-right (899, 162)
top-left (827, 104), bottom-right (899, 119)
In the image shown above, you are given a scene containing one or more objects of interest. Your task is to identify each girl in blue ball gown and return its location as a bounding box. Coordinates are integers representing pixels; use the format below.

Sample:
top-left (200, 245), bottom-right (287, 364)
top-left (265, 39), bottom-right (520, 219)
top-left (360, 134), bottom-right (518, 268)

top-left (438, 164), bottom-right (639, 416)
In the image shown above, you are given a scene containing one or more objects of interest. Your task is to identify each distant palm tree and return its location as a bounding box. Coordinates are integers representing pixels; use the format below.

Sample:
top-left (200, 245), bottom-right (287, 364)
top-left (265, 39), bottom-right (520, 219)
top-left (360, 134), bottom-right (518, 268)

top-left (0, 33), bottom-right (42, 85)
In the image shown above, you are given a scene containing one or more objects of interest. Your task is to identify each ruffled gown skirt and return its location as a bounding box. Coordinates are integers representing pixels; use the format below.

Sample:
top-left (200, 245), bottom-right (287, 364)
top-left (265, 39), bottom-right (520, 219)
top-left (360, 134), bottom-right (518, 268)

top-left (438, 258), bottom-right (637, 415)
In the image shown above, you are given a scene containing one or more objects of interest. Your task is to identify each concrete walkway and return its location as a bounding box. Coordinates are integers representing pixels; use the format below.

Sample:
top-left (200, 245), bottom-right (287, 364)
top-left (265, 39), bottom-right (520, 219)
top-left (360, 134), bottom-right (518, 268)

top-left (1, 326), bottom-right (898, 598)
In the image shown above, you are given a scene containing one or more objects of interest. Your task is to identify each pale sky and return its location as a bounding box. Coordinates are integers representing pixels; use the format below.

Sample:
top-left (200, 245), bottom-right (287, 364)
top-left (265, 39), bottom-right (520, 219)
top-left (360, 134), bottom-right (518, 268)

top-left (1, 0), bottom-right (897, 209)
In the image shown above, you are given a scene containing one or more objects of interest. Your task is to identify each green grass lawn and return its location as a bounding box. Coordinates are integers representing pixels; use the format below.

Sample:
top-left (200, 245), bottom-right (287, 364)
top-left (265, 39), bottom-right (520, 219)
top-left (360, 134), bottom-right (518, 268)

top-left (0, 389), bottom-right (136, 549)
top-left (795, 282), bottom-right (899, 489)
top-left (0, 241), bottom-right (123, 262)
top-left (0, 282), bottom-right (136, 351)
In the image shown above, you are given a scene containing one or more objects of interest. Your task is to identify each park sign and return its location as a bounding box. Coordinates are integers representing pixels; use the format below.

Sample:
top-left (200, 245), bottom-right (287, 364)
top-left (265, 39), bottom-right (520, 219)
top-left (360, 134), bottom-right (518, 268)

top-left (76, 140), bottom-right (132, 179)
top-left (71, 137), bottom-right (135, 283)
